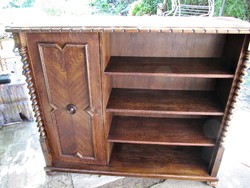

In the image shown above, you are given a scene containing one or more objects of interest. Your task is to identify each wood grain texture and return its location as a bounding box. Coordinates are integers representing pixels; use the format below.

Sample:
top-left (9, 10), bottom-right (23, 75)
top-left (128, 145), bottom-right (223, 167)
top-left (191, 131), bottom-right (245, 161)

top-left (99, 33), bottom-right (113, 163)
top-left (112, 113), bottom-right (211, 119)
top-left (105, 57), bottom-right (233, 78)
top-left (38, 43), bottom-right (94, 159)
top-left (20, 46), bottom-right (46, 138)
top-left (108, 116), bottom-right (216, 146)
top-left (6, 16), bottom-right (250, 34)
top-left (11, 19), bottom-right (249, 181)
top-left (215, 35), bottom-right (246, 106)
top-left (107, 89), bottom-right (224, 116)
top-left (13, 32), bottom-right (53, 166)
top-left (218, 39), bottom-right (250, 147)
top-left (210, 147), bottom-right (224, 176)
top-left (26, 33), bottom-right (106, 165)
top-left (50, 143), bottom-right (216, 181)
top-left (110, 33), bottom-right (225, 57)
top-left (209, 35), bottom-right (250, 176)
top-left (112, 76), bottom-right (216, 91)
top-left (109, 144), bottom-right (211, 177)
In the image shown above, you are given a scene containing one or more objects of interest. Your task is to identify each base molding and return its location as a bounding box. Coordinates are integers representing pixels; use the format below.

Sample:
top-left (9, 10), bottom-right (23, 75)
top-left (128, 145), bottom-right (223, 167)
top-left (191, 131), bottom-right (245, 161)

top-left (44, 166), bottom-right (218, 183)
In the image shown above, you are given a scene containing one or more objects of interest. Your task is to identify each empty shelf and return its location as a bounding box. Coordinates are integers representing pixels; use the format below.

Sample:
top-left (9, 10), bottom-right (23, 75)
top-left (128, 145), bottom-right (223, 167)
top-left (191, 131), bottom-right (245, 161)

top-left (108, 116), bottom-right (216, 146)
top-left (106, 89), bottom-right (224, 116)
top-left (105, 57), bottom-right (234, 78)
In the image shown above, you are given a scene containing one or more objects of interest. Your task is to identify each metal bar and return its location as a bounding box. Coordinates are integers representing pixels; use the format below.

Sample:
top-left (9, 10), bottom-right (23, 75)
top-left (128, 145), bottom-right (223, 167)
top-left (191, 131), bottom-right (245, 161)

top-left (219, 0), bottom-right (226, 16)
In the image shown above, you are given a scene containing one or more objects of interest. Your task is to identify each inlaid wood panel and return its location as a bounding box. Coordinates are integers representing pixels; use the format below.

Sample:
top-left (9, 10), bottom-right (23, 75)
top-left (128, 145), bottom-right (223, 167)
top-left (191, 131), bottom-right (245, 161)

top-left (39, 43), bottom-right (94, 158)
top-left (26, 33), bottom-right (106, 165)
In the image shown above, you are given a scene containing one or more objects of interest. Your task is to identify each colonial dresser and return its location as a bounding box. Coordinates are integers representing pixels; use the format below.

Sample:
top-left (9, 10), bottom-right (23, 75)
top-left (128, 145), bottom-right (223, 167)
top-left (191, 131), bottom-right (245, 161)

top-left (7, 17), bottom-right (250, 186)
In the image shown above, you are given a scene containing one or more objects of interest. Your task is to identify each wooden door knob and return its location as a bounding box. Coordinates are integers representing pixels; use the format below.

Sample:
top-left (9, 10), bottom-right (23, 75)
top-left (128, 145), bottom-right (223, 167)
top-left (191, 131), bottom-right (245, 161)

top-left (66, 104), bottom-right (77, 114)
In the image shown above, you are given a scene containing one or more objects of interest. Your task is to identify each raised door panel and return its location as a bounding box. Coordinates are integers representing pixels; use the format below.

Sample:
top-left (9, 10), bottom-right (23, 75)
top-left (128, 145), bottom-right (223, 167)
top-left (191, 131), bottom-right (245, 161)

top-left (26, 33), bottom-right (106, 165)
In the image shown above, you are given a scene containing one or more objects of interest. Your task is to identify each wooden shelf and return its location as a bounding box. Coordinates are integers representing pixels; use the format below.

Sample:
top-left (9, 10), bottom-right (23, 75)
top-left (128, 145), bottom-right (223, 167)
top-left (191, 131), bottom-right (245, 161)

top-left (105, 57), bottom-right (234, 78)
top-left (52, 143), bottom-right (215, 180)
top-left (109, 144), bottom-right (211, 178)
top-left (106, 89), bottom-right (224, 116)
top-left (13, 17), bottom-right (249, 183)
top-left (108, 116), bottom-right (215, 146)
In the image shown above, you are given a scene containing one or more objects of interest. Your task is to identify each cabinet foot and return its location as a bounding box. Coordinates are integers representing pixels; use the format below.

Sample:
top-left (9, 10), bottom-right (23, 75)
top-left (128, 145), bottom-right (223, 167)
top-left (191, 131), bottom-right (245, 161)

top-left (46, 170), bottom-right (57, 176)
top-left (205, 181), bottom-right (218, 187)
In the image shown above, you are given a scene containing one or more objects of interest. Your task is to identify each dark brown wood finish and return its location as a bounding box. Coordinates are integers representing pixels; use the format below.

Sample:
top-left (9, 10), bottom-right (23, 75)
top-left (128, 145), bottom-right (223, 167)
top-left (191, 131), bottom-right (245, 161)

top-left (13, 32), bottom-right (53, 166)
top-left (112, 113), bottom-right (213, 119)
top-left (38, 43), bottom-right (95, 159)
top-left (7, 17), bottom-right (250, 34)
top-left (215, 35), bottom-right (246, 106)
top-left (215, 79), bottom-right (234, 107)
top-left (112, 76), bottom-right (216, 90)
top-left (210, 147), bottom-right (224, 176)
top-left (9, 17), bottom-right (250, 185)
top-left (110, 33), bottom-right (225, 57)
top-left (49, 144), bottom-right (216, 181)
top-left (109, 144), bottom-right (210, 177)
top-left (209, 34), bottom-right (250, 176)
top-left (108, 116), bottom-right (218, 146)
top-left (107, 89), bottom-right (224, 116)
top-left (222, 35), bottom-right (247, 72)
top-left (26, 33), bottom-right (106, 165)
top-left (105, 57), bottom-right (234, 78)
top-left (99, 32), bottom-right (113, 163)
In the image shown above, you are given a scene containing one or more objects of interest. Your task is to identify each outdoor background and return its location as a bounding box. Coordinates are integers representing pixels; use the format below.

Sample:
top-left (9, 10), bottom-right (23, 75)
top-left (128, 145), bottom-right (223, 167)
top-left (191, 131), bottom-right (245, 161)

top-left (0, 1), bottom-right (250, 187)
top-left (0, 0), bottom-right (249, 111)
top-left (0, 0), bottom-right (249, 20)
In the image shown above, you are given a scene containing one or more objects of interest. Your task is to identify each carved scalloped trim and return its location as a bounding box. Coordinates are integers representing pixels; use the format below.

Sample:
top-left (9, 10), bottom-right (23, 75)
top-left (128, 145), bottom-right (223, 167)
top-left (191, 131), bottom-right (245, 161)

top-left (219, 50), bottom-right (250, 147)
top-left (19, 47), bottom-right (46, 139)
top-left (7, 27), bottom-right (250, 34)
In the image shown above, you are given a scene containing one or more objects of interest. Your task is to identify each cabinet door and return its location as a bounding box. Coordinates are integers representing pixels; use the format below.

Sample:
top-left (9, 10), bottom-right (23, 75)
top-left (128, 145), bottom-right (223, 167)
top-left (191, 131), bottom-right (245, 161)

top-left (27, 33), bottom-right (106, 165)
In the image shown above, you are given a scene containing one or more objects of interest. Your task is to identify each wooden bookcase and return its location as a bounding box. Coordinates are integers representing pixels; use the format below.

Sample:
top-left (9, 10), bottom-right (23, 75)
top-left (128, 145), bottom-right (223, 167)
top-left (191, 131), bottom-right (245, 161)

top-left (8, 17), bottom-right (250, 186)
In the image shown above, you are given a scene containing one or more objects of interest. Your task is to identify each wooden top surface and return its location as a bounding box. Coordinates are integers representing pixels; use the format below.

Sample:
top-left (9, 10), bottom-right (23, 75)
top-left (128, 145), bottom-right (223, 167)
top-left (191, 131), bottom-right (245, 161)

top-left (6, 16), bottom-right (250, 34)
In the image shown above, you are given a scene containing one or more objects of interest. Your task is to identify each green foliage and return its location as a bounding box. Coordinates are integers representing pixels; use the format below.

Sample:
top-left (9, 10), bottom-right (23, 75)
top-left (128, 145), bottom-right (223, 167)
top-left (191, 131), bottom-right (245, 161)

top-left (41, 0), bottom-right (64, 16)
top-left (166, 0), bottom-right (249, 20)
top-left (214, 0), bottom-right (249, 20)
top-left (180, 0), bottom-right (208, 5)
top-left (89, 0), bottom-right (133, 15)
top-left (1, 0), bottom-right (35, 8)
top-left (172, 0), bottom-right (249, 20)
top-left (89, 0), bottom-right (163, 15)
top-left (41, 0), bottom-right (91, 17)
top-left (130, 0), bottom-right (162, 16)
top-left (1, 0), bottom-right (248, 20)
